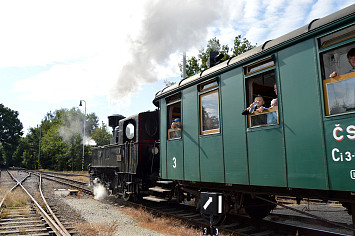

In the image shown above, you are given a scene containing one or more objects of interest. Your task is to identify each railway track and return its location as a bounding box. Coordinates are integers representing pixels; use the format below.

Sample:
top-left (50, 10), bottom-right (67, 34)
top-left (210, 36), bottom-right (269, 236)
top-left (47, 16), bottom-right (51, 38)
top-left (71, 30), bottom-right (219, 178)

top-left (27, 170), bottom-right (93, 195)
top-left (130, 198), bottom-right (353, 236)
top-left (0, 170), bottom-right (71, 236)
top-left (6, 169), bottom-right (353, 235)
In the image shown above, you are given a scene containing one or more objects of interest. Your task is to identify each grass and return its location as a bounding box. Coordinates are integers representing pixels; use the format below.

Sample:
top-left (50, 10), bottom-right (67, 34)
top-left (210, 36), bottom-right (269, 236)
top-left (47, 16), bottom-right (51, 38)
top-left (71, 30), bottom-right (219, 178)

top-left (74, 222), bottom-right (119, 236)
top-left (3, 188), bottom-right (29, 207)
top-left (120, 206), bottom-right (224, 236)
top-left (0, 209), bottom-right (8, 219)
top-left (74, 206), bottom-right (219, 236)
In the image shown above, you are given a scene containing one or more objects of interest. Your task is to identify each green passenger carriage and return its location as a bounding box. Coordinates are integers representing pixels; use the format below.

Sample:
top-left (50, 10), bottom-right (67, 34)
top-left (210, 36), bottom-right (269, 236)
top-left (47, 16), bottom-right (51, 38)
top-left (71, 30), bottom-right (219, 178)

top-left (153, 4), bottom-right (355, 220)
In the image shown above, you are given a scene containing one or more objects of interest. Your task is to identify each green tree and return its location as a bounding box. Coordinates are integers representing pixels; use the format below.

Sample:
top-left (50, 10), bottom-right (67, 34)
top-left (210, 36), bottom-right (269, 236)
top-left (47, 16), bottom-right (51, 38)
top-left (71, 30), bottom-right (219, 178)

top-left (16, 107), bottom-right (99, 171)
top-left (0, 103), bottom-right (23, 167)
top-left (179, 35), bottom-right (255, 77)
top-left (198, 37), bottom-right (231, 71)
top-left (185, 56), bottom-right (200, 78)
top-left (0, 142), bottom-right (4, 166)
top-left (92, 122), bottom-right (111, 146)
top-left (231, 35), bottom-right (255, 57)
top-left (20, 127), bottom-right (40, 169)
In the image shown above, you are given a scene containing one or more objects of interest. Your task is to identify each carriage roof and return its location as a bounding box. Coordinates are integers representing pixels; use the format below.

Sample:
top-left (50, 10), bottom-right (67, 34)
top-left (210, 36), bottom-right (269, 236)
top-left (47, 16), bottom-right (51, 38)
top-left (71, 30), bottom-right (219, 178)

top-left (153, 4), bottom-right (355, 105)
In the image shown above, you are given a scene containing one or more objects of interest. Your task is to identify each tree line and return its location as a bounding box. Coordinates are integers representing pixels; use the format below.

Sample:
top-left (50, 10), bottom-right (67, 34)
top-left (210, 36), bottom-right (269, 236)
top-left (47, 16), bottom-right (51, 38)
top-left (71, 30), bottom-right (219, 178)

top-left (0, 104), bottom-right (111, 171)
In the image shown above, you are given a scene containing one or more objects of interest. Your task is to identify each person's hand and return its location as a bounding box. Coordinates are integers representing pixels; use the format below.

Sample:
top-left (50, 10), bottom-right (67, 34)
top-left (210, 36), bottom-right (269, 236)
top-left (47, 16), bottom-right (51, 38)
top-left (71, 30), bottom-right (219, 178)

top-left (248, 101), bottom-right (258, 109)
top-left (330, 71), bottom-right (338, 78)
top-left (256, 107), bottom-right (264, 113)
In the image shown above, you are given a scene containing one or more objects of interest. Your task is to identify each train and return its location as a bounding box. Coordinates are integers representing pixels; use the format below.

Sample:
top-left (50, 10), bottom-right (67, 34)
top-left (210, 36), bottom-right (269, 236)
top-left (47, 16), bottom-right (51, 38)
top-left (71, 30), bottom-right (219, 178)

top-left (89, 4), bottom-right (355, 224)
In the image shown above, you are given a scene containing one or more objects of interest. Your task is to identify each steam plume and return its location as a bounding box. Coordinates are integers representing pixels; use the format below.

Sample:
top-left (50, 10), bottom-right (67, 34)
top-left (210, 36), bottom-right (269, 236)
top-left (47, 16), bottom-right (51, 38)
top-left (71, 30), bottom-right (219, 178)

top-left (58, 111), bottom-right (97, 146)
top-left (110, 0), bottom-right (227, 100)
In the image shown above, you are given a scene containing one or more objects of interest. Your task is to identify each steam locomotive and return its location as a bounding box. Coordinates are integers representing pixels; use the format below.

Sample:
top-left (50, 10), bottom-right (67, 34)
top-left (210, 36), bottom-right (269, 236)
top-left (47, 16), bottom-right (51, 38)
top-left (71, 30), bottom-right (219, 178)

top-left (90, 4), bottom-right (355, 223)
top-left (89, 111), bottom-right (160, 201)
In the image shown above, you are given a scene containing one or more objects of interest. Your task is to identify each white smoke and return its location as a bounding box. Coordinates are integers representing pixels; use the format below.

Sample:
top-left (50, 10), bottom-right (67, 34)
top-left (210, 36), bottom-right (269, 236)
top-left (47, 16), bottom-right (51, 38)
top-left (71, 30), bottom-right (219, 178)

top-left (93, 183), bottom-right (108, 200)
top-left (58, 110), bottom-right (96, 146)
top-left (83, 136), bottom-right (97, 146)
top-left (110, 0), bottom-right (229, 102)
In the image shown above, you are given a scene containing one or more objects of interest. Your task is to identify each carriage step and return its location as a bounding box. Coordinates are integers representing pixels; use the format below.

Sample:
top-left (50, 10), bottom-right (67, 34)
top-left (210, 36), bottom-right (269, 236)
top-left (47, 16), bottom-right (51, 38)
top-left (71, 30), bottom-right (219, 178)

top-left (149, 186), bottom-right (171, 193)
top-left (156, 180), bottom-right (173, 184)
top-left (143, 195), bottom-right (167, 202)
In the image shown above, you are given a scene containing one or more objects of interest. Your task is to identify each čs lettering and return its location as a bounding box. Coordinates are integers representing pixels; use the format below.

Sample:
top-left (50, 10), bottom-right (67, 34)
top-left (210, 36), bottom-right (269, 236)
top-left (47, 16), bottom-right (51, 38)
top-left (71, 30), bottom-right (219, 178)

top-left (333, 124), bottom-right (355, 141)
top-left (332, 124), bottom-right (355, 162)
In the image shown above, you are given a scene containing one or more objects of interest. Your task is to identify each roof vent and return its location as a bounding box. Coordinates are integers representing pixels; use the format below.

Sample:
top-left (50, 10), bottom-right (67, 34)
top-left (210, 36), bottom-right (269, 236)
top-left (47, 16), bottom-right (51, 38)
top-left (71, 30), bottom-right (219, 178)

top-left (207, 51), bottom-right (224, 68)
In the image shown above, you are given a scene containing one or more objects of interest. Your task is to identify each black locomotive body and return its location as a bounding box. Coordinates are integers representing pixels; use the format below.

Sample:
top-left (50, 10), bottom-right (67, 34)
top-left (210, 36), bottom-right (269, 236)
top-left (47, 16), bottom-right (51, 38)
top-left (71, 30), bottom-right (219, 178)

top-left (89, 111), bottom-right (160, 200)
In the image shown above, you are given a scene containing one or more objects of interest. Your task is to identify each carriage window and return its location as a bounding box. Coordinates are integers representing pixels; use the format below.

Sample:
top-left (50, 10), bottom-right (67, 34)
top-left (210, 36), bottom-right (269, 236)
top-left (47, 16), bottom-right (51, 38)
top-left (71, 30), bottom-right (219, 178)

top-left (167, 93), bottom-right (181, 140)
top-left (244, 57), bottom-right (274, 75)
top-left (319, 25), bottom-right (355, 50)
top-left (244, 70), bottom-right (279, 127)
top-left (200, 80), bottom-right (220, 135)
top-left (319, 26), bottom-right (355, 115)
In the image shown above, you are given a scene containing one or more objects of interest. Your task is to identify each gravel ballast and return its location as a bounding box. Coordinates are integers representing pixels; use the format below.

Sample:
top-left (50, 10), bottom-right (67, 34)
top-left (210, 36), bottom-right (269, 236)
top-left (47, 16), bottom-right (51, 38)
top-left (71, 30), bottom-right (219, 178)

top-left (62, 196), bottom-right (166, 236)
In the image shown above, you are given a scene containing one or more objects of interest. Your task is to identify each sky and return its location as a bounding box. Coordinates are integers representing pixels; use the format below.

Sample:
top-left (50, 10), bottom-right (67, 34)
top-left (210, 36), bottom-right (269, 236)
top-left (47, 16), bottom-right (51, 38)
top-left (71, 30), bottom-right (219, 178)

top-left (0, 0), bottom-right (353, 136)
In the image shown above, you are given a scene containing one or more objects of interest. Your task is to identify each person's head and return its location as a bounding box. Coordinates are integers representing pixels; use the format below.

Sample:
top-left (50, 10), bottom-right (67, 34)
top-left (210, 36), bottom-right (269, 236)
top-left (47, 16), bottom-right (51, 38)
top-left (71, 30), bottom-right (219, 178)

top-left (254, 95), bottom-right (264, 107)
top-left (274, 83), bottom-right (277, 95)
top-left (271, 98), bottom-right (278, 107)
top-left (171, 118), bottom-right (181, 128)
top-left (347, 48), bottom-right (355, 68)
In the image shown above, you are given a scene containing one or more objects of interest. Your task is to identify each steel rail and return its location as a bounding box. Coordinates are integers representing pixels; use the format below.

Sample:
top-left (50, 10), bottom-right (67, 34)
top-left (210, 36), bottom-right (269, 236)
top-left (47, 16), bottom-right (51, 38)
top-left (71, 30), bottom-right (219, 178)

top-left (39, 174), bottom-right (71, 236)
top-left (0, 172), bottom-right (30, 209)
top-left (7, 171), bottom-right (70, 236)
top-left (0, 172), bottom-right (31, 209)
top-left (29, 170), bottom-right (93, 195)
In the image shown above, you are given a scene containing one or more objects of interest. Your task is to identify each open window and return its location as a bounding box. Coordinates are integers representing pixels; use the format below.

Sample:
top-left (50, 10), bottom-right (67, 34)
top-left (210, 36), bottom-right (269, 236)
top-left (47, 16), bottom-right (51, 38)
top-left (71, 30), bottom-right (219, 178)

top-left (166, 93), bottom-right (181, 140)
top-left (244, 58), bottom-right (279, 128)
top-left (199, 79), bottom-right (220, 135)
top-left (319, 25), bottom-right (355, 115)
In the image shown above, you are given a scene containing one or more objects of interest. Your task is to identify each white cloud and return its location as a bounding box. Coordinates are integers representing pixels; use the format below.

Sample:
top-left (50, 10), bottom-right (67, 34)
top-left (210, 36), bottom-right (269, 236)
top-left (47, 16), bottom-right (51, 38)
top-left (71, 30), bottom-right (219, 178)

top-left (0, 0), bottom-right (352, 133)
top-left (0, 1), bottom-right (140, 67)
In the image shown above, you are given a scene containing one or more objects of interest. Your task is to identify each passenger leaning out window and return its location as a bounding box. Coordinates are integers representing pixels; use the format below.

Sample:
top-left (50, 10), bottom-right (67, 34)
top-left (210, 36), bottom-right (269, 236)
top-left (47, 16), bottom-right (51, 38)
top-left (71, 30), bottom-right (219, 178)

top-left (329, 48), bottom-right (355, 77)
top-left (241, 95), bottom-right (266, 115)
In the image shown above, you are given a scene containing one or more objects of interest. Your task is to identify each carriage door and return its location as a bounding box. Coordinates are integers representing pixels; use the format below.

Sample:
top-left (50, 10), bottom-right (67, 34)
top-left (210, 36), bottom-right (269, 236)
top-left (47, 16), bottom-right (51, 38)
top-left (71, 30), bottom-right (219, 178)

top-left (199, 79), bottom-right (224, 183)
top-left (244, 57), bottom-right (286, 187)
top-left (166, 93), bottom-right (184, 180)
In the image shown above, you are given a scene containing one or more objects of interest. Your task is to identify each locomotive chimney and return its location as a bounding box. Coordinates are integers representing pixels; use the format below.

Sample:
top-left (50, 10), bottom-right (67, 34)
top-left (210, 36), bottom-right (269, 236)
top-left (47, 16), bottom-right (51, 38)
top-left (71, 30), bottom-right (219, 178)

top-left (108, 114), bottom-right (125, 144)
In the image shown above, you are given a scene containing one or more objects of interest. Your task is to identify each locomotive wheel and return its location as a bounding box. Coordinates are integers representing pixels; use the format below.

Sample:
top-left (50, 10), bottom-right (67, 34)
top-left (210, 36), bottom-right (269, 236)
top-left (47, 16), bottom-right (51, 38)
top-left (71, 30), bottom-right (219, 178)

top-left (243, 194), bottom-right (276, 219)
